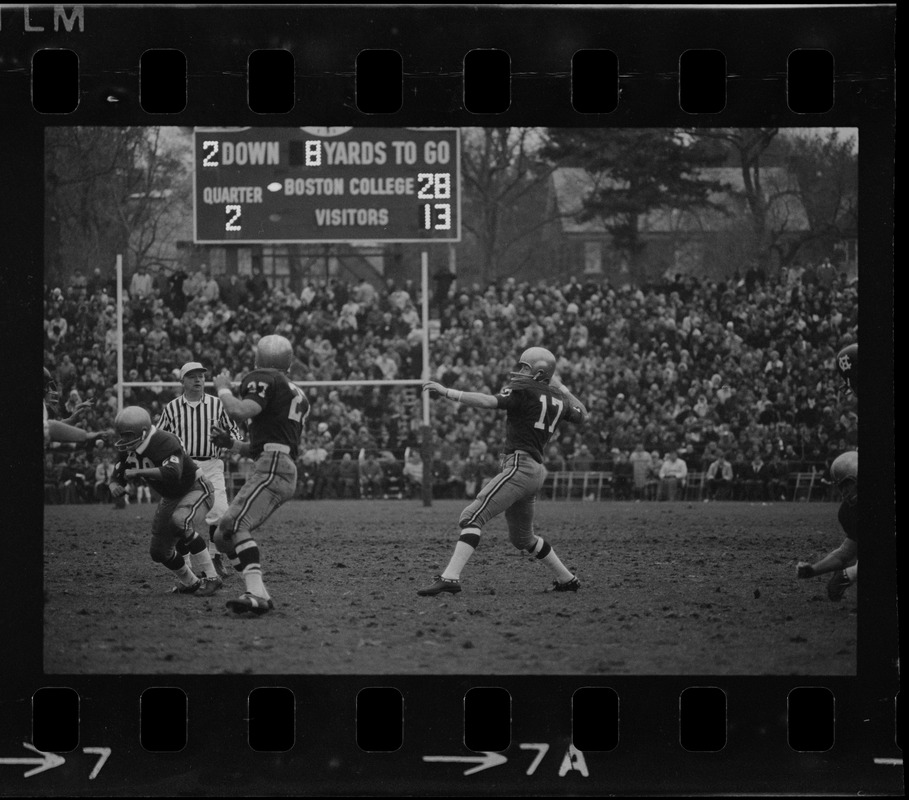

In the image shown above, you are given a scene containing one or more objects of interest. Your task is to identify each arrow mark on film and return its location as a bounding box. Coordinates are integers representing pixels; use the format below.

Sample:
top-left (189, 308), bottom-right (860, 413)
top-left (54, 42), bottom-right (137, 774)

top-left (423, 751), bottom-right (508, 776)
top-left (0, 742), bottom-right (66, 778)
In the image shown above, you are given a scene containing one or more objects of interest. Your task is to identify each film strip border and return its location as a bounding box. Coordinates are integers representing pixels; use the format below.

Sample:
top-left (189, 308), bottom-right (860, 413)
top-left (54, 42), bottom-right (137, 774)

top-left (0, 5), bottom-right (896, 123)
top-left (29, 46), bottom-right (837, 117)
top-left (1, 676), bottom-right (902, 794)
top-left (2, 3), bottom-right (898, 796)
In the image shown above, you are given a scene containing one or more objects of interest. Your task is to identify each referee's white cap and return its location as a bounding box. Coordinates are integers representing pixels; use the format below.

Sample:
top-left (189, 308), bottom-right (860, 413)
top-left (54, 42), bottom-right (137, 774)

top-left (179, 362), bottom-right (207, 380)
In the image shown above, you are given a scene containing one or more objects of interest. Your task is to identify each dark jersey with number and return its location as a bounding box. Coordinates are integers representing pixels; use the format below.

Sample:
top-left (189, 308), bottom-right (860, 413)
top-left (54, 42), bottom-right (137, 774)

top-left (494, 376), bottom-right (585, 463)
top-left (238, 368), bottom-right (309, 459)
top-left (838, 498), bottom-right (858, 542)
top-left (115, 428), bottom-right (199, 499)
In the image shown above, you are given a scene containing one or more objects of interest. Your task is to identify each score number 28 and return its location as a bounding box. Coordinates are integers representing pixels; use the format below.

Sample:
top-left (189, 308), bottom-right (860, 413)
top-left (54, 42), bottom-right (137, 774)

top-left (418, 172), bottom-right (452, 230)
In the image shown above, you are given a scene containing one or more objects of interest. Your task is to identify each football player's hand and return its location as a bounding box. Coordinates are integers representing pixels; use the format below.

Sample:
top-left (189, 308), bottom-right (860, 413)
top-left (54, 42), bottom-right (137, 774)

top-left (123, 468), bottom-right (138, 480)
top-left (211, 425), bottom-right (234, 449)
top-left (796, 562), bottom-right (815, 579)
top-left (109, 482), bottom-right (126, 499)
top-left (212, 372), bottom-right (233, 394)
top-left (422, 381), bottom-right (445, 397)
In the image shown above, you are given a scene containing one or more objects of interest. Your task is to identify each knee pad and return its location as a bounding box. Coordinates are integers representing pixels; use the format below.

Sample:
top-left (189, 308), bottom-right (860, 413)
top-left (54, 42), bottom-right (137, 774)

top-left (149, 541), bottom-right (175, 564)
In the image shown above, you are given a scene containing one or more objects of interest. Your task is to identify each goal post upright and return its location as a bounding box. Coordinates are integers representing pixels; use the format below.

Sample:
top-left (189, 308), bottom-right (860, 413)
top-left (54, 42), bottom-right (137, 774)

top-left (116, 254), bottom-right (124, 413)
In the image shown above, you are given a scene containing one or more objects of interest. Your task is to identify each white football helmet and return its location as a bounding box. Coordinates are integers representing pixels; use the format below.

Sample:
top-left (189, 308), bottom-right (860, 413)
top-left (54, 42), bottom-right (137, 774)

top-left (255, 334), bottom-right (293, 371)
top-left (114, 406), bottom-right (152, 451)
top-left (830, 450), bottom-right (857, 503)
top-left (510, 347), bottom-right (556, 383)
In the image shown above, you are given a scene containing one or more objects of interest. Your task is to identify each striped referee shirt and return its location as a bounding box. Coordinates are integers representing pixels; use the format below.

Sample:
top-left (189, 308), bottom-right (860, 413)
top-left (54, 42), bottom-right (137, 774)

top-left (157, 392), bottom-right (242, 461)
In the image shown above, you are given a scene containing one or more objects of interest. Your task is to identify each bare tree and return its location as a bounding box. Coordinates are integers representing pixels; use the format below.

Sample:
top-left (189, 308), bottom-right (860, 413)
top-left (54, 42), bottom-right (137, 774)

top-left (460, 127), bottom-right (563, 282)
top-left (687, 127), bottom-right (780, 266)
top-left (45, 127), bottom-right (192, 285)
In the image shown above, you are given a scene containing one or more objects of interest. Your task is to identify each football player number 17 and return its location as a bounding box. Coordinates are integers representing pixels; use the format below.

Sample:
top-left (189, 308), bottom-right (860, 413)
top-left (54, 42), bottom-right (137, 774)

top-left (535, 394), bottom-right (564, 433)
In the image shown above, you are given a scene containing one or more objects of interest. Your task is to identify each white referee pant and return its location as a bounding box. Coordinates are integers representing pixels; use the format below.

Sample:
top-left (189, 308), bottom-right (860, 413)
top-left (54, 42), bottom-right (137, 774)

top-left (194, 457), bottom-right (229, 527)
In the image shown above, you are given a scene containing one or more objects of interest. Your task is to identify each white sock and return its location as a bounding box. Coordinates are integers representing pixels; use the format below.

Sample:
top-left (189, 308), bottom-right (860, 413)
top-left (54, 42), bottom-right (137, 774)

top-left (441, 537), bottom-right (479, 581)
top-left (529, 537), bottom-right (575, 582)
top-left (190, 548), bottom-right (217, 578)
top-left (172, 564), bottom-right (198, 586)
top-left (242, 566), bottom-right (269, 599)
top-left (845, 563), bottom-right (857, 583)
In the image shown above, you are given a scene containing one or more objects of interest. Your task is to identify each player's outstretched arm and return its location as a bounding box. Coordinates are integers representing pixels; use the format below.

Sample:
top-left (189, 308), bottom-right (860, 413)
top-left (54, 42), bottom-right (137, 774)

top-left (796, 537), bottom-right (857, 578)
top-left (48, 419), bottom-right (108, 444)
top-left (422, 381), bottom-right (498, 409)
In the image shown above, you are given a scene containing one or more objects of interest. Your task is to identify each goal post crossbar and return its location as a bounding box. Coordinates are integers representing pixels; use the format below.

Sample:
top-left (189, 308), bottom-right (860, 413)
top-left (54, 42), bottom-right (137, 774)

top-left (120, 379), bottom-right (426, 389)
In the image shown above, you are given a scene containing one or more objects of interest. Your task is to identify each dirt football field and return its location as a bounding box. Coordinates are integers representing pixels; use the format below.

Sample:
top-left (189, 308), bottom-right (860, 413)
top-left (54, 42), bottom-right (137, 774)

top-left (42, 499), bottom-right (856, 676)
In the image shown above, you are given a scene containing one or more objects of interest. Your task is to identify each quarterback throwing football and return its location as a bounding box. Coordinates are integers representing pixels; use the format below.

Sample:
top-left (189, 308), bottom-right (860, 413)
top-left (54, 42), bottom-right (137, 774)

top-left (211, 334), bottom-right (309, 615)
top-left (418, 347), bottom-right (588, 596)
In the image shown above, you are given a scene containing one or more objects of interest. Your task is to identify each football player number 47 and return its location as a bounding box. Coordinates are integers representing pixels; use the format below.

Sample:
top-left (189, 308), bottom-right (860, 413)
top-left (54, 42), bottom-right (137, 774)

top-left (534, 394), bottom-right (564, 433)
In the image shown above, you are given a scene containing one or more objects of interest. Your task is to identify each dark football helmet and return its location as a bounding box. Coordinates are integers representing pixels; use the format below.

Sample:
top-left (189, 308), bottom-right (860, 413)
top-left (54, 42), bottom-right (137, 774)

top-left (114, 406), bottom-right (152, 451)
top-left (835, 343), bottom-right (858, 399)
top-left (830, 450), bottom-right (858, 505)
top-left (255, 334), bottom-right (293, 371)
top-left (44, 367), bottom-right (60, 406)
top-left (510, 347), bottom-right (557, 383)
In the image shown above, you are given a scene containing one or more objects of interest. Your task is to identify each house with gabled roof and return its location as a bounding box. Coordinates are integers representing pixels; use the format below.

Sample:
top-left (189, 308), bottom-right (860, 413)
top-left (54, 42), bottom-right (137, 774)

top-left (543, 165), bottom-right (856, 286)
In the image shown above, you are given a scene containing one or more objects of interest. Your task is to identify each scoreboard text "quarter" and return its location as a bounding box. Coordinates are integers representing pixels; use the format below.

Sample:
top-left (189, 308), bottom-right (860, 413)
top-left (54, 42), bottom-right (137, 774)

top-left (193, 127), bottom-right (461, 244)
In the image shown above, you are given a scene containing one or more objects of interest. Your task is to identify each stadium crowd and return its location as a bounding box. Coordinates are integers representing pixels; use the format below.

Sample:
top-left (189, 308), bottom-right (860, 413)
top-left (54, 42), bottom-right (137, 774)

top-left (44, 258), bottom-right (858, 504)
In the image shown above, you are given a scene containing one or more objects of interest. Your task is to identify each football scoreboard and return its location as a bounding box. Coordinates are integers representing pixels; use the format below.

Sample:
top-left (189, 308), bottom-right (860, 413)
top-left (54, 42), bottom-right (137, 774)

top-left (193, 127), bottom-right (460, 244)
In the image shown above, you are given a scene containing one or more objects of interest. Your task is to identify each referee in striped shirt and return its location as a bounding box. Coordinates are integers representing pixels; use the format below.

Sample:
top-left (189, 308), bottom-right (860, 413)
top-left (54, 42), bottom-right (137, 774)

top-left (158, 362), bottom-right (243, 578)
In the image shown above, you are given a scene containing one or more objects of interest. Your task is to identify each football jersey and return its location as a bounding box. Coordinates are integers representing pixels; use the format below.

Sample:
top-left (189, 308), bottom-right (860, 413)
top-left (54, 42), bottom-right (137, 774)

top-left (237, 368), bottom-right (309, 459)
top-left (494, 376), bottom-right (585, 463)
top-left (838, 498), bottom-right (858, 541)
top-left (115, 428), bottom-right (199, 499)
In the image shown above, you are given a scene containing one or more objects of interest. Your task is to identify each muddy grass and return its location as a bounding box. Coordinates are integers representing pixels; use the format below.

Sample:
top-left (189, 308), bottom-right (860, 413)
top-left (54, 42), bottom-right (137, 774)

top-left (42, 499), bottom-right (855, 675)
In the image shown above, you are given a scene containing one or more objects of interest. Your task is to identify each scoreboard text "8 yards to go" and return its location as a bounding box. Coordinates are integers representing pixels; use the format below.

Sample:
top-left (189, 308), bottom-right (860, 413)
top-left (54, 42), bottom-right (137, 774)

top-left (193, 127), bottom-right (461, 244)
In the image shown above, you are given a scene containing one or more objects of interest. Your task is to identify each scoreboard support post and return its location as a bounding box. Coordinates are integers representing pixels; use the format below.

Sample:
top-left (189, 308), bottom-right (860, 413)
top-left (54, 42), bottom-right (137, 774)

top-left (420, 251), bottom-right (433, 508)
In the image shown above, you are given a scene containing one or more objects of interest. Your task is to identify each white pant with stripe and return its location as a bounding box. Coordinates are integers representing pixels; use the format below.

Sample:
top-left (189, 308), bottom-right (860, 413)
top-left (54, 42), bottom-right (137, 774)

top-left (195, 457), bottom-right (229, 527)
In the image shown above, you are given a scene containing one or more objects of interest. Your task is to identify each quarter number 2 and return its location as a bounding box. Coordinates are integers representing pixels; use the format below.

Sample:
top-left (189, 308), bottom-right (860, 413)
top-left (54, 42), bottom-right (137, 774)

top-left (225, 205), bottom-right (242, 231)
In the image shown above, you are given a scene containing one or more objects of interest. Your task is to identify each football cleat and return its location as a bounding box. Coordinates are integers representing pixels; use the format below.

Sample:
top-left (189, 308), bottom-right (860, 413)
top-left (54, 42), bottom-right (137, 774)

top-left (417, 575), bottom-right (462, 596)
top-left (172, 576), bottom-right (203, 594)
top-left (545, 576), bottom-right (580, 593)
top-left (226, 592), bottom-right (275, 615)
top-left (826, 569), bottom-right (853, 602)
top-left (796, 562), bottom-right (815, 579)
top-left (195, 576), bottom-right (223, 597)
